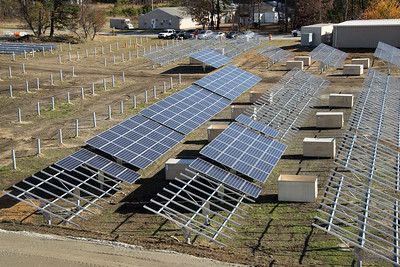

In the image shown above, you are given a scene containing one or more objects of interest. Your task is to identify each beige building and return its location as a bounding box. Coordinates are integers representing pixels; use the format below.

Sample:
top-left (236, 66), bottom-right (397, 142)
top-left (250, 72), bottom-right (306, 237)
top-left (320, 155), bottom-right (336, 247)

top-left (333, 19), bottom-right (400, 48)
top-left (301, 23), bottom-right (333, 47)
top-left (138, 7), bottom-right (199, 30)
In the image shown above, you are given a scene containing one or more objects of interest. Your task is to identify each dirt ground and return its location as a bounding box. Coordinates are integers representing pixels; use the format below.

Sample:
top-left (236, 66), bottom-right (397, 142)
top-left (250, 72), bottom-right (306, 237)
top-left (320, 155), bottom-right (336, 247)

top-left (0, 33), bottom-right (397, 266)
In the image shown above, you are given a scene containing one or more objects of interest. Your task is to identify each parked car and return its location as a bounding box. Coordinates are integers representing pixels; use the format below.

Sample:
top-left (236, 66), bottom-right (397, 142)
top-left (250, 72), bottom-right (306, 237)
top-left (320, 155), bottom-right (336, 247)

top-left (212, 32), bottom-right (226, 40)
top-left (197, 30), bottom-right (213, 40)
top-left (183, 29), bottom-right (201, 39)
top-left (172, 30), bottom-right (186, 39)
top-left (241, 31), bottom-right (255, 38)
top-left (292, 29), bottom-right (301, 37)
top-left (226, 31), bottom-right (239, 39)
top-left (158, 29), bottom-right (175, 39)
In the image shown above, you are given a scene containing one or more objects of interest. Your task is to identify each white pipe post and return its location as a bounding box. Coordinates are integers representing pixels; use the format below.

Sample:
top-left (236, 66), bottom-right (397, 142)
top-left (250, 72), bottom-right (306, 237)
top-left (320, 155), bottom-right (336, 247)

top-left (81, 87), bottom-right (84, 99)
top-left (85, 48), bottom-right (88, 57)
top-left (68, 52), bottom-right (71, 61)
top-left (116, 42), bottom-right (119, 50)
top-left (12, 149), bottom-right (16, 170)
top-left (24, 50), bottom-right (27, 59)
top-left (17, 108), bottom-right (21, 123)
top-left (12, 52), bottom-right (15, 61)
top-left (8, 66), bottom-right (11, 77)
top-left (93, 112), bottom-right (96, 127)
top-left (37, 138), bottom-right (41, 155)
top-left (32, 49), bottom-right (34, 57)
top-left (109, 44), bottom-right (112, 52)
top-left (75, 119), bottom-right (78, 137)
top-left (72, 66), bottom-right (75, 76)
top-left (36, 77), bottom-right (39, 90)
top-left (60, 69), bottom-right (63, 81)
top-left (108, 105), bottom-right (111, 119)
top-left (59, 129), bottom-right (63, 144)
top-left (178, 73), bottom-right (181, 84)
top-left (121, 53), bottom-right (124, 62)
top-left (36, 102), bottom-right (40, 116)
top-left (101, 45), bottom-right (104, 54)
top-left (67, 92), bottom-right (70, 104)
top-left (42, 47), bottom-right (45, 56)
top-left (25, 81), bottom-right (29, 92)
top-left (94, 47), bottom-right (97, 56)
top-left (163, 81), bottom-right (166, 93)
top-left (58, 54), bottom-right (61, 64)
top-left (91, 82), bottom-right (95, 95)
top-left (103, 79), bottom-right (106, 90)
top-left (122, 72), bottom-right (125, 82)
top-left (68, 42), bottom-right (71, 50)
top-left (120, 100), bottom-right (123, 114)
top-left (22, 63), bottom-right (25, 73)
top-left (170, 77), bottom-right (173, 90)
top-left (76, 51), bottom-right (79, 60)
top-left (50, 74), bottom-right (53, 85)
top-left (9, 85), bottom-right (12, 98)
top-left (113, 55), bottom-right (116, 64)
top-left (104, 57), bottom-right (106, 66)
top-left (145, 90), bottom-right (148, 103)
top-left (136, 49), bottom-right (139, 58)
top-left (51, 97), bottom-right (55, 110)
top-left (112, 75), bottom-right (115, 87)
top-left (50, 46), bottom-right (52, 54)
top-left (153, 85), bottom-right (156, 98)
top-left (128, 51), bottom-right (131, 60)
top-left (133, 95), bottom-right (136, 108)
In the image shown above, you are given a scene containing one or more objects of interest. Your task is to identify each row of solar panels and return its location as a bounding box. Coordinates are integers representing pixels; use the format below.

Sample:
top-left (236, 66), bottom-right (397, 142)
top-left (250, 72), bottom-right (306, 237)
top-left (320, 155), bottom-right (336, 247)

top-left (0, 42), bottom-right (57, 54)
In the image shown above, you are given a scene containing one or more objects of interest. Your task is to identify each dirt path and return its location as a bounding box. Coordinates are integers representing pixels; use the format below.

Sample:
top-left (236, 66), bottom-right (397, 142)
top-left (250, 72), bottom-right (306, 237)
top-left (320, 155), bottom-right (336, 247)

top-left (0, 229), bottom-right (245, 267)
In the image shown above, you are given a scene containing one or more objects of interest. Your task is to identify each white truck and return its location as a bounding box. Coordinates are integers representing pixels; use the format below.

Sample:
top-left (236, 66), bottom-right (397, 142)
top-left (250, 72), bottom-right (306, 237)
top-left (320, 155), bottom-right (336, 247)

top-left (110, 18), bottom-right (134, 30)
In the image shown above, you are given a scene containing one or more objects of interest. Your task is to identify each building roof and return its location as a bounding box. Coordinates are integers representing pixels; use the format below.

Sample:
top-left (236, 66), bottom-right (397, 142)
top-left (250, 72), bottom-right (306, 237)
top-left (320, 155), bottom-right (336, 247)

top-left (154, 7), bottom-right (188, 19)
top-left (302, 23), bottom-right (334, 28)
top-left (334, 19), bottom-right (400, 27)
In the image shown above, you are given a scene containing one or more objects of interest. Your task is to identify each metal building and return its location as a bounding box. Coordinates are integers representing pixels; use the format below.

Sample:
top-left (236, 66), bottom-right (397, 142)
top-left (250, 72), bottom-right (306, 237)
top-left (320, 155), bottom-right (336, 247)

top-left (333, 19), bottom-right (400, 48)
top-left (138, 7), bottom-right (200, 30)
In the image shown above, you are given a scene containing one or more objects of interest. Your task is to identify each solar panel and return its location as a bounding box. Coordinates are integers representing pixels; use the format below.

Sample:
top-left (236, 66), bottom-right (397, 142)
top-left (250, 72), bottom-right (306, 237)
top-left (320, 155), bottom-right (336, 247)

top-left (257, 44), bottom-right (294, 66)
top-left (374, 41), bottom-right (400, 73)
top-left (86, 115), bottom-right (185, 169)
top-left (55, 149), bottom-right (141, 184)
top-left (200, 123), bottom-right (287, 183)
top-left (309, 43), bottom-right (348, 69)
top-left (189, 49), bottom-right (232, 68)
top-left (235, 114), bottom-right (279, 138)
top-left (189, 158), bottom-right (262, 198)
top-left (194, 65), bottom-right (261, 100)
top-left (140, 85), bottom-right (230, 135)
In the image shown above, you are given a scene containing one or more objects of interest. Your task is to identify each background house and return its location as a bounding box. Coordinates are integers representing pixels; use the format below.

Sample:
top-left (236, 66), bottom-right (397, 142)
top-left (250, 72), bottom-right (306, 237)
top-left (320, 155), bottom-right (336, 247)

top-left (138, 7), bottom-right (199, 30)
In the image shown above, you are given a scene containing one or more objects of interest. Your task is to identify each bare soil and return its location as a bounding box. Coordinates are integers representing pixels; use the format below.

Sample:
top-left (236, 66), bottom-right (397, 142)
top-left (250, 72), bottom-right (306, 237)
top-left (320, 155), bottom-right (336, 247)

top-left (0, 33), bottom-right (396, 266)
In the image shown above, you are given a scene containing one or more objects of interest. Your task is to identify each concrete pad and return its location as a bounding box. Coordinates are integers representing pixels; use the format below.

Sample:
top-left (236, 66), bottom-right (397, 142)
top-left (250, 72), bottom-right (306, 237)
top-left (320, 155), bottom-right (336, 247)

top-left (278, 174), bottom-right (318, 202)
top-left (303, 137), bottom-right (336, 158)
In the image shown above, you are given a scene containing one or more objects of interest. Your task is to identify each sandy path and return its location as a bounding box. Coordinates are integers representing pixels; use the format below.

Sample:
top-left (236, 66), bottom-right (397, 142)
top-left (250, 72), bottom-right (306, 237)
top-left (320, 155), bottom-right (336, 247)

top-left (0, 229), bottom-right (245, 267)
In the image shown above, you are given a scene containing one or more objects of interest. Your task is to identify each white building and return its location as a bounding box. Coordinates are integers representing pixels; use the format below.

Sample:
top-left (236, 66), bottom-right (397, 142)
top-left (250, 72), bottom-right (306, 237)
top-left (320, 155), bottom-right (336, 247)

top-left (138, 7), bottom-right (199, 30)
top-left (301, 24), bottom-right (334, 47)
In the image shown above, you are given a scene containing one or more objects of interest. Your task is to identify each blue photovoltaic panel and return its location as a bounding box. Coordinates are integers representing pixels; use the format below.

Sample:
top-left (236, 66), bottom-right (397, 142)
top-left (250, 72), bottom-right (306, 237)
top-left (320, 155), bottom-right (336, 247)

top-left (189, 158), bottom-right (262, 198)
top-left (86, 115), bottom-right (185, 169)
top-left (200, 123), bottom-right (286, 183)
top-left (55, 149), bottom-right (141, 184)
top-left (140, 85), bottom-right (230, 135)
top-left (235, 114), bottom-right (279, 138)
top-left (194, 65), bottom-right (261, 100)
top-left (190, 49), bottom-right (232, 68)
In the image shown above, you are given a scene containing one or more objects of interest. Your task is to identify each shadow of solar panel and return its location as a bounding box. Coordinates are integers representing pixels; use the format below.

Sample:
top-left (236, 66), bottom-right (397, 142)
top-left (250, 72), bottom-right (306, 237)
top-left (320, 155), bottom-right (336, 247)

top-left (189, 158), bottom-right (262, 198)
top-left (190, 49), bottom-right (232, 68)
top-left (194, 65), bottom-right (261, 100)
top-left (55, 149), bottom-right (141, 184)
top-left (235, 114), bottom-right (279, 138)
top-left (140, 85), bottom-right (230, 135)
top-left (309, 43), bottom-right (348, 68)
top-left (86, 115), bottom-right (185, 169)
top-left (200, 123), bottom-right (286, 183)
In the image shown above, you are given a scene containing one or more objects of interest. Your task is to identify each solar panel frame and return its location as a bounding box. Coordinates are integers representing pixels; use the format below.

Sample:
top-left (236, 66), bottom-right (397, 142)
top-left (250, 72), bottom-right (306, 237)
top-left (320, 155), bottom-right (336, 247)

top-left (189, 49), bottom-right (232, 68)
top-left (374, 41), bottom-right (400, 67)
top-left (86, 115), bottom-right (185, 169)
top-left (309, 43), bottom-right (348, 68)
top-left (194, 65), bottom-right (261, 100)
top-left (200, 123), bottom-right (287, 183)
top-left (140, 85), bottom-right (230, 135)
top-left (257, 44), bottom-right (294, 63)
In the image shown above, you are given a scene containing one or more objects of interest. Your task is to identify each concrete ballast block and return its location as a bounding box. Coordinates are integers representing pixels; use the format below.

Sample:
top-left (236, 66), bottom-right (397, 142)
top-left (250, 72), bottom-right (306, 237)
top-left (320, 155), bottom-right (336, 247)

top-left (165, 158), bottom-right (195, 180)
top-left (343, 64), bottom-right (363, 75)
top-left (303, 137), bottom-right (336, 158)
top-left (316, 112), bottom-right (344, 128)
top-left (294, 56), bottom-right (311, 66)
top-left (329, 93), bottom-right (354, 108)
top-left (208, 124), bottom-right (228, 142)
top-left (231, 105), bottom-right (250, 120)
top-left (351, 58), bottom-right (370, 69)
top-left (249, 91), bottom-right (265, 103)
top-left (286, 60), bottom-right (304, 70)
top-left (278, 175), bottom-right (318, 202)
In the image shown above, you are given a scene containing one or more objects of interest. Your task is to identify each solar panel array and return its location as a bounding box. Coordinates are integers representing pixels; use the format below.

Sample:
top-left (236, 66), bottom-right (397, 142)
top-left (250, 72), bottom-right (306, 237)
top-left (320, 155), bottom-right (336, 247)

top-left (309, 43), bottom-right (348, 70)
top-left (200, 123), bottom-right (287, 183)
top-left (189, 49), bottom-right (232, 68)
top-left (0, 42), bottom-right (57, 54)
top-left (257, 44), bottom-right (294, 67)
top-left (242, 68), bottom-right (330, 144)
top-left (144, 168), bottom-right (253, 246)
top-left (139, 85), bottom-right (230, 135)
top-left (374, 41), bottom-right (400, 73)
top-left (194, 64), bottom-right (262, 100)
top-left (314, 69), bottom-right (400, 265)
top-left (86, 115), bottom-right (185, 169)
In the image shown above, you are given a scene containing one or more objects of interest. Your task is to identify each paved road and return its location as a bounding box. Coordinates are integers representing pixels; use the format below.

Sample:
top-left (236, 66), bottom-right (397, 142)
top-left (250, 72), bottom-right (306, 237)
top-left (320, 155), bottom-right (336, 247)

top-left (0, 229), bottom-right (245, 267)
